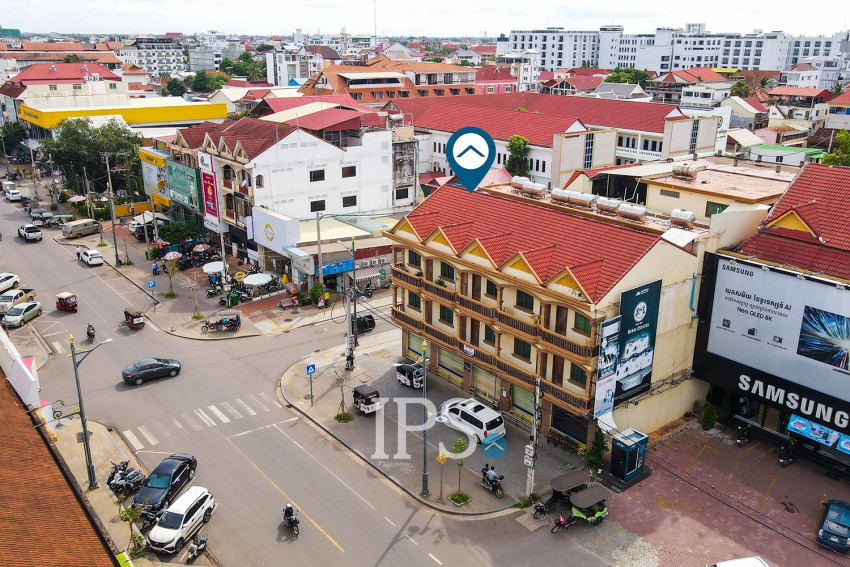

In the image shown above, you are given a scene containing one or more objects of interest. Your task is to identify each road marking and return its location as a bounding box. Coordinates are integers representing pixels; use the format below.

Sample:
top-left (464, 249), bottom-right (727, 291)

top-left (276, 425), bottom-right (375, 510)
top-left (152, 421), bottom-right (172, 439)
top-left (194, 408), bottom-right (216, 427)
top-left (172, 418), bottom-right (188, 435)
top-left (123, 430), bottom-right (143, 451)
top-left (228, 418), bottom-right (299, 439)
top-left (225, 437), bottom-right (345, 553)
top-left (181, 412), bottom-right (203, 431)
top-left (220, 401), bottom-right (243, 420)
top-left (51, 341), bottom-right (65, 354)
top-left (208, 405), bottom-right (230, 424)
top-left (235, 398), bottom-right (256, 416)
top-left (259, 392), bottom-right (282, 408)
top-left (405, 535), bottom-right (418, 545)
top-left (137, 425), bottom-right (159, 446)
top-left (384, 517), bottom-right (395, 527)
top-left (429, 553), bottom-right (442, 565)
top-left (249, 394), bottom-right (269, 412)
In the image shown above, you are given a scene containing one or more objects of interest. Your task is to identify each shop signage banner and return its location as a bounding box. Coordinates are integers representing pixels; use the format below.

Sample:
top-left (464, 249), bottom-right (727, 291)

top-left (166, 161), bottom-right (201, 210)
top-left (251, 207), bottom-right (300, 255)
top-left (614, 280), bottom-right (661, 406)
top-left (707, 257), bottom-right (850, 403)
top-left (317, 259), bottom-right (354, 276)
top-left (594, 316), bottom-right (621, 417)
top-left (197, 151), bottom-right (220, 225)
top-left (140, 153), bottom-right (171, 201)
top-left (788, 413), bottom-right (841, 447)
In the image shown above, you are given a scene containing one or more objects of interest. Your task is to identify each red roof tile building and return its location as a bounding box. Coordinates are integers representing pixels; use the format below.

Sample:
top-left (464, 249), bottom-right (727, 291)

top-left (694, 163), bottom-right (850, 471)
top-left (386, 182), bottom-right (705, 444)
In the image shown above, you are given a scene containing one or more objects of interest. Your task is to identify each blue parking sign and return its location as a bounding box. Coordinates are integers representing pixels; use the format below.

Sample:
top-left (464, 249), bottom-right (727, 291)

top-left (147, 280), bottom-right (156, 289)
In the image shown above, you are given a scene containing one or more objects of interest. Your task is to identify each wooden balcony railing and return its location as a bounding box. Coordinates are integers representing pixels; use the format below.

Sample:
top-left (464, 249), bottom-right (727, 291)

top-left (392, 266), bottom-right (423, 288)
top-left (540, 381), bottom-right (591, 412)
top-left (458, 296), bottom-right (495, 318)
top-left (392, 308), bottom-right (423, 330)
top-left (424, 281), bottom-right (457, 302)
top-left (539, 329), bottom-right (594, 358)
top-left (496, 311), bottom-right (538, 337)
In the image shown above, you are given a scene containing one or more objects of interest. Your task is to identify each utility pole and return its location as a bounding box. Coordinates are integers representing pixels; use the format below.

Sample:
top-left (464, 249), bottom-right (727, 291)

top-left (421, 339), bottom-right (430, 496)
top-left (100, 152), bottom-right (122, 266)
top-left (316, 212), bottom-right (324, 293)
top-left (526, 376), bottom-right (542, 497)
top-left (339, 238), bottom-right (359, 369)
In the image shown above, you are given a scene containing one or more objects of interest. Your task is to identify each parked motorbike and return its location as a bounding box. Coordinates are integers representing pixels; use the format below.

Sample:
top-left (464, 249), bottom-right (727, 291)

top-left (206, 284), bottom-right (223, 298)
top-left (533, 492), bottom-right (560, 519)
top-left (736, 423), bottom-right (751, 447)
top-left (186, 534), bottom-right (208, 561)
top-left (363, 283), bottom-right (373, 298)
top-left (281, 508), bottom-right (300, 536)
top-left (779, 441), bottom-right (797, 467)
top-left (551, 513), bottom-right (578, 533)
top-left (141, 507), bottom-right (165, 530)
top-left (481, 472), bottom-right (505, 499)
top-left (115, 468), bottom-right (146, 494)
top-left (106, 460), bottom-right (129, 489)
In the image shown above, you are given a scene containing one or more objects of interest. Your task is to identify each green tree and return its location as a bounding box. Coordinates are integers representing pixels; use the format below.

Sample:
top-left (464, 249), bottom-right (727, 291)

top-left (165, 78), bottom-right (187, 97)
top-left (191, 70), bottom-right (211, 92)
top-left (604, 67), bottom-right (652, 89)
top-left (63, 54), bottom-right (82, 63)
top-left (0, 122), bottom-right (27, 155)
top-left (822, 129), bottom-right (850, 166)
top-left (730, 81), bottom-right (751, 98)
top-left (219, 57), bottom-right (233, 75)
top-left (455, 60), bottom-right (474, 67)
top-left (584, 426), bottom-right (609, 478)
top-left (255, 43), bottom-right (275, 52)
top-left (164, 259), bottom-right (180, 296)
top-left (505, 135), bottom-right (530, 176)
top-left (452, 437), bottom-right (467, 493)
top-left (38, 118), bottom-right (142, 194)
top-left (758, 75), bottom-right (772, 89)
top-left (831, 82), bottom-right (845, 97)
top-left (208, 71), bottom-right (230, 90)
top-left (425, 57), bottom-right (444, 63)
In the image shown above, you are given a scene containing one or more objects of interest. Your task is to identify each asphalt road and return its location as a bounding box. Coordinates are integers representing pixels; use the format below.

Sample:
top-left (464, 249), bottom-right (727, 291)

top-left (0, 210), bottom-right (602, 566)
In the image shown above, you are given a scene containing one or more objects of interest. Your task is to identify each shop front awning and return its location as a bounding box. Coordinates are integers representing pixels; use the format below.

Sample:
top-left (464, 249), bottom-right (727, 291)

top-left (355, 265), bottom-right (384, 281)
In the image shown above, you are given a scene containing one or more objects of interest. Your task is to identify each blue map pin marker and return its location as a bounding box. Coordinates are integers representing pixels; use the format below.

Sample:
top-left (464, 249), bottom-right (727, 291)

top-left (445, 126), bottom-right (496, 193)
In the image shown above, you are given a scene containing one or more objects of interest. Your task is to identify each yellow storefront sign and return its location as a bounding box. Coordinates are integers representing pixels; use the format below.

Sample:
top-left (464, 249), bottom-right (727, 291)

top-left (151, 193), bottom-right (171, 207)
top-left (139, 149), bottom-right (166, 168)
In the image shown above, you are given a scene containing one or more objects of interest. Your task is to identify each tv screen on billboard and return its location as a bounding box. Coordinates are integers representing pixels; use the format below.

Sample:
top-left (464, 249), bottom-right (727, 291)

top-left (707, 258), bottom-right (850, 403)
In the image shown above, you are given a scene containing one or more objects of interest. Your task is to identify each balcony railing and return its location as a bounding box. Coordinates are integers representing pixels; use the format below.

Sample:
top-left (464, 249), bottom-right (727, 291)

top-left (425, 323), bottom-right (458, 348)
top-left (496, 311), bottom-right (538, 337)
top-left (495, 359), bottom-right (535, 386)
top-left (392, 266), bottom-right (422, 288)
top-left (222, 179), bottom-right (233, 190)
top-left (540, 381), bottom-right (591, 412)
top-left (616, 147), bottom-right (663, 161)
top-left (539, 329), bottom-right (594, 357)
top-left (424, 281), bottom-right (456, 302)
top-left (458, 296), bottom-right (495, 318)
top-left (392, 308), bottom-right (423, 330)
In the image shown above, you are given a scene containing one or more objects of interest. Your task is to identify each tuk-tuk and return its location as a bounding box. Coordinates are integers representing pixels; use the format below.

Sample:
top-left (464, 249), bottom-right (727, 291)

top-left (31, 212), bottom-right (45, 227)
top-left (41, 212), bottom-right (55, 226)
top-left (124, 306), bottom-right (146, 330)
top-left (19, 194), bottom-right (32, 206)
top-left (56, 292), bottom-right (78, 313)
top-left (395, 363), bottom-right (425, 389)
top-left (29, 207), bottom-right (44, 219)
top-left (535, 470), bottom-right (589, 518)
top-left (353, 385), bottom-right (381, 415)
top-left (567, 484), bottom-right (610, 526)
top-left (200, 310), bottom-right (241, 332)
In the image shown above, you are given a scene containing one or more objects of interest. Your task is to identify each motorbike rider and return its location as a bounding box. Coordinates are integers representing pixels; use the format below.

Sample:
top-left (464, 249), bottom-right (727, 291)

top-left (486, 465), bottom-right (498, 487)
top-left (283, 503), bottom-right (295, 525)
top-left (87, 322), bottom-right (95, 339)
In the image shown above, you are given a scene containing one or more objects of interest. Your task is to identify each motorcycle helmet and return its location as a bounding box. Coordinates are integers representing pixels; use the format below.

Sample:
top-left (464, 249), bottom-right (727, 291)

top-left (286, 503), bottom-right (292, 510)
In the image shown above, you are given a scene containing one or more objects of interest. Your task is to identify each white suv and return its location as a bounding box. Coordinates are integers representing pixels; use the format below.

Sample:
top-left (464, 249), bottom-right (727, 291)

top-left (0, 273), bottom-right (20, 293)
top-left (147, 486), bottom-right (215, 554)
top-left (439, 398), bottom-right (506, 443)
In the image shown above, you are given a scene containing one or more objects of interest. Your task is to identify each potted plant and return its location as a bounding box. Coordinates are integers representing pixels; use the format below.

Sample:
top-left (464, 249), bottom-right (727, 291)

top-left (701, 403), bottom-right (718, 431)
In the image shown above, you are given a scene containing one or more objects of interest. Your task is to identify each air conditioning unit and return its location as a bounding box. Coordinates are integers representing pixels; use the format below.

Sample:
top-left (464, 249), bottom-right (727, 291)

top-left (361, 260), bottom-right (370, 268)
top-left (371, 259), bottom-right (379, 266)
top-left (380, 258), bottom-right (388, 264)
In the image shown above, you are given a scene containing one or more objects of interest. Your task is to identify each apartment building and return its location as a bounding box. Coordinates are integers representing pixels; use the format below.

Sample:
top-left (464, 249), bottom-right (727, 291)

top-left (265, 45), bottom-right (311, 87)
top-left (188, 43), bottom-right (244, 72)
top-left (118, 37), bottom-right (184, 75)
top-left (494, 49), bottom-right (541, 92)
top-left (507, 28), bottom-right (598, 71)
top-left (386, 183), bottom-right (708, 445)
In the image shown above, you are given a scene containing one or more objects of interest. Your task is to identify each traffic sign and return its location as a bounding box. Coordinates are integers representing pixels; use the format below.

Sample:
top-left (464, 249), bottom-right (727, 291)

top-left (306, 364), bottom-right (316, 375)
top-left (437, 450), bottom-right (449, 464)
top-left (147, 280), bottom-right (156, 289)
top-left (524, 455), bottom-right (534, 467)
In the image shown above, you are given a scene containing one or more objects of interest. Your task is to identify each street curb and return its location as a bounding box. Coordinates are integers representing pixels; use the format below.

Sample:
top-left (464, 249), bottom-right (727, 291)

top-left (277, 373), bottom-right (516, 517)
top-left (26, 320), bottom-right (54, 361)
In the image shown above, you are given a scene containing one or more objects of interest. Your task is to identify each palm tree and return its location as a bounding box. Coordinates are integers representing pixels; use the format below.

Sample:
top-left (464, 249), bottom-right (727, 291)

top-left (831, 82), bottom-right (845, 97)
top-left (758, 75), bottom-right (771, 89)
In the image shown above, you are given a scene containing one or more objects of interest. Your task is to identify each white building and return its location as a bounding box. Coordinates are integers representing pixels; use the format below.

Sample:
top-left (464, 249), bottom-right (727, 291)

top-left (188, 43), bottom-right (244, 72)
top-left (118, 37), bottom-right (184, 75)
top-left (265, 45), bottom-right (311, 87)
top-left (495, 49), bottom-right (541, 91)
top-left (780, 63), bottom-right (820, 88)
top-left (508, 27), bottom-right (598, 71)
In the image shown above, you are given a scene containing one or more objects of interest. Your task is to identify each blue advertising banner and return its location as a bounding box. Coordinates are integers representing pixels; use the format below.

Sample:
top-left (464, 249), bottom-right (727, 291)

top-left (316, 259), bottom-right (354, 276)
top-left (614, 280), bottom-right (662, 406)
top-left (788, 413), bottom-right (841, 447)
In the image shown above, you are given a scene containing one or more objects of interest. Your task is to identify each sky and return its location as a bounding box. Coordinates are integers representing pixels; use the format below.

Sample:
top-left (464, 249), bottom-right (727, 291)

top-left (7, 1), bottom-right (847, 38)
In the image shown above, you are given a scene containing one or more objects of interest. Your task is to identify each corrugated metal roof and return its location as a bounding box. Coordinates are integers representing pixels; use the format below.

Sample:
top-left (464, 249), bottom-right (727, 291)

top-left (727, 128), bottom-right (764, 148)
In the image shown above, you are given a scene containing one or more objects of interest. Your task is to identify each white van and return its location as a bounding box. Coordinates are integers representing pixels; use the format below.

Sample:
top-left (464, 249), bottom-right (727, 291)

top-left (62, 218), bottom-right (102, 238)
top-left (439, 398), bottom-right (507, 443)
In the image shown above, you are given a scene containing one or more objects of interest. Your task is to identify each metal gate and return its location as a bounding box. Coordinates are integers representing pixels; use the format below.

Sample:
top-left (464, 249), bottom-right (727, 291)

top-left (436, 347), bottom-right (464, 387)
top-left (472, 366), bottom-right (500, 405)
top-left (406, 332), bottom-right (425, 360)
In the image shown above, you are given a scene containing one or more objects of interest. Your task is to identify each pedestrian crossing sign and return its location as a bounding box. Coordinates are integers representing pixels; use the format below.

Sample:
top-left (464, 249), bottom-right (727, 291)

top-left (437, 450), bottom-right (449, 463)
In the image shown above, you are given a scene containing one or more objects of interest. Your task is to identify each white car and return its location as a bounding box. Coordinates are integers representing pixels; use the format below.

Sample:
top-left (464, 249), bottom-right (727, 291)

top-left (80, 249), bottom-right (104, 266)
top-left (147, 486), bottom-right (215, 554)
top-left (0, 273), bottom-right (20, 293)
top-left (3, 301), bottom-right (42, 327)
top-left (438, 398), bottom-right (507, 444)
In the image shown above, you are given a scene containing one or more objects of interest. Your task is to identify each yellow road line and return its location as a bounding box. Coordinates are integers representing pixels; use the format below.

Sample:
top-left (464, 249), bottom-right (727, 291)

top-left (225, 437), bottom-right (345, 552)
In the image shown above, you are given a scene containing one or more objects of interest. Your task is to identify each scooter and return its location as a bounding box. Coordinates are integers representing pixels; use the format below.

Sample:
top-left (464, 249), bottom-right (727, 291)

top-left (281, 508), bottom-right (300, 536)
top-left (106, 460), bottom-right (129, 489)
top-left (533, 493), bottom-right (559, 519)
top-left (736, 423), bottom-right (751, 447)
top-left (481, 473), bottom-right (505, 499)
top-left (186, 534), bottom-right (208, 561)
top-left (141, 507), bottom-right (165, 530)
top-left (113, 468), bottom-right (146, 494)
top-left (206, 284), bottom-right (223, 298)
top-left (779, 441), bottom-right (797, 467)
top-left (551, 513), bottom-right (578, 533)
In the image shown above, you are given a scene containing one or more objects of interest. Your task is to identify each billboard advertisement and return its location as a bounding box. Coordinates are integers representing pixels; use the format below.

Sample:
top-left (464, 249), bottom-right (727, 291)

top-left (166, 161), bottom-right (201, 211)
top-left (139, 148), bottom-right (171, 202)
top-left (594, 316), bottom-right (621, 417)
top-left (614, 281), bottom-right (661, 405)
top-left (707, 257), bottom-right (850, 403)
top-left (197, 151), bottom-right (220, 225)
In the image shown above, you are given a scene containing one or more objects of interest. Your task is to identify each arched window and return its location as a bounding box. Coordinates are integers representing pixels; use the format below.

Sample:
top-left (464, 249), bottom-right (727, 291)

top-left (240, 172), bottom-right (252, 188)
top-left (225, 193), bottom-right (235, 210)
top-left (255, 175), bottom-right (264, 188)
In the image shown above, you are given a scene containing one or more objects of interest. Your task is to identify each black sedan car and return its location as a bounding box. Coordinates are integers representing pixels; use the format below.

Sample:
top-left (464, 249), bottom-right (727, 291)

top-left (133, 453), bottom-right (197, 513)
top-left (122, 358), bottom-right (181, 385)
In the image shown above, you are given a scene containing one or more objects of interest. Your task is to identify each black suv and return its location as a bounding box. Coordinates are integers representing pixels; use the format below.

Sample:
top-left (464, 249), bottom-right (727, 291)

top-left (134, 453), bottom-right (197, 513)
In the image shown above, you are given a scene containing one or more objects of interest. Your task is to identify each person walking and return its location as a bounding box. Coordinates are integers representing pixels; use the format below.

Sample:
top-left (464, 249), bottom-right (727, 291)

top-left (152, 261), bottom-right (159, 276)
top-left (75, 245), bottom-right (81, 260)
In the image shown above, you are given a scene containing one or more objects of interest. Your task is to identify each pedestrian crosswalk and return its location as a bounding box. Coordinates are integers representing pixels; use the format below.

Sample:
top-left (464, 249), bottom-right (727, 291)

top-left (122, 392), bottom-right (283, 451)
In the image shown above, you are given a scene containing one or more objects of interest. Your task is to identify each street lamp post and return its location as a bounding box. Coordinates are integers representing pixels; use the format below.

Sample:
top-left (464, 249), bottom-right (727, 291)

top-left (68, 335), bottom-right (112, 490)
top-left (0, 129), bottom-right (9, 175)
top-left (338, 238), bottom-right (359, 369)
top-left (421, 339), bottom-right (430, 496)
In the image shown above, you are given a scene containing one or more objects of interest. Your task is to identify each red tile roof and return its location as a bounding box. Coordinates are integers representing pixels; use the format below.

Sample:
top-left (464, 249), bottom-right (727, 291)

top-left (402, 184), bottom-right (664, 302)
top-left (18, 41), bottom-right (84, 51)
top-left (0, 378), bottom-right (115, 567)
top-left (283, 107), bottom-right (377, 131)
top-left (763, 163), bottom-right (850, 251)
top-left (411, 101), bottom-right (583, 147)
top-left (176, 120), bottom-right (235, 148)
top-left (539, 71), bottom-right (555, 81)
top-left (305, 45), bottom-right (342, 59)
top-left (11, 62), bottom-right (119, 83)
top-left (476, 65), bottom-right (515, 83)
top-left (735, 232), bottom-right (850, 281)
top-left (253, 94), bottom-right (375, 116)
top-left (205, 117), bottom-right (298, 160)
top-left (224, 79), bottom-right (274, 88)
top-left (768, 87), bottom-right (833, 99)
top-left (0, 83), bottom-right (25, 98)
top-left (563, 76), bottom-right (604, 91)
top-left (564, 67), bottom-right (612, 77)
top-left (829, 90), bottom-right (850, 105)
top-left (740, 97), bottom-right (767, 112)
top-left (389, 92), bottom-right (684, 133)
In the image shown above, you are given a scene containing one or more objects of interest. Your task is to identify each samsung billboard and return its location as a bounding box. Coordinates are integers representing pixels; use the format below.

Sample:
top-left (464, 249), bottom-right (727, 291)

top-left (708, 257), bottom-right (850, 403)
